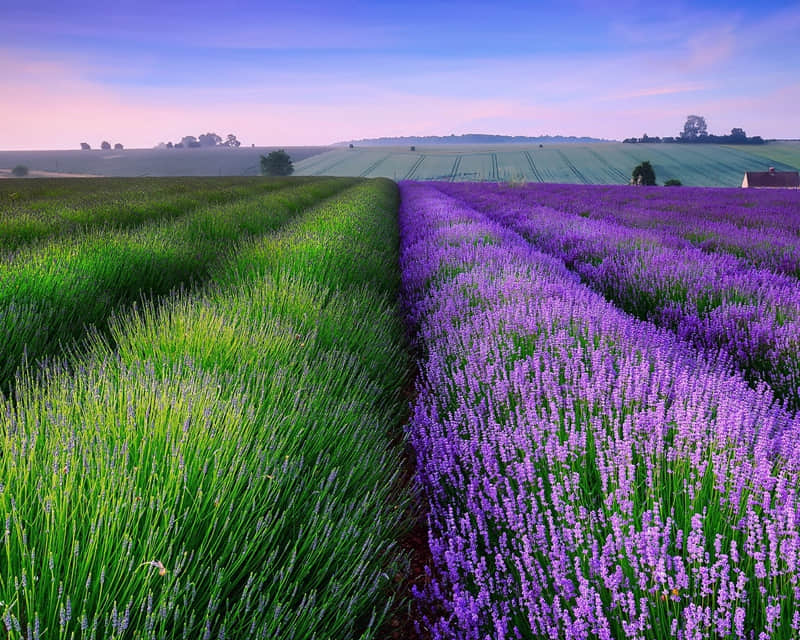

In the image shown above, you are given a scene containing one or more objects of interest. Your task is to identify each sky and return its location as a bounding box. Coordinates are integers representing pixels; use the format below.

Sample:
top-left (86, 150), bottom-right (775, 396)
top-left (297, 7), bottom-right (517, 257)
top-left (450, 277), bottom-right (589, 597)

top-left (1, 0), bottom-right (799, 149)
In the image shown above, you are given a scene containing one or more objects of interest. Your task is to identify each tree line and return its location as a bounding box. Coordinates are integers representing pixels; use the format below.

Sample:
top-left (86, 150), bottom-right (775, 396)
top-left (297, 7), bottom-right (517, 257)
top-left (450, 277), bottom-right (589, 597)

top-left (624, 115), bottom-right (765, 145)
top-left (80, 141), bottom-right (124, 150)
top-left (78, 133), bottom-right (244, 150)
top-left (156, 133), bottom-right (242, 149)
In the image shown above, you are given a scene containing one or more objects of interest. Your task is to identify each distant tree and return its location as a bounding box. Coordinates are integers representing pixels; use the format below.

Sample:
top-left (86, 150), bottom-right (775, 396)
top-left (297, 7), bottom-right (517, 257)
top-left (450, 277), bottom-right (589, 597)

top-left (260, 149), bottom-right (294, 176)
top-left (631, 161), bottom-right (656, 186)
top-left (198, 132), bottom-right (222, 147)
top-left (348, 143), bottom-right (354, 149)
top-left (174, 142), bottom-right (184, 148)
top-left (730, 127), bottom-right (747, 142)
top-left (11, 165), bottom-right (28, 177)
top-left (410, 145), bottom-right (416, 151)
top-left (181, 136), bottom-right (200, 148)
top-left (101, 140), bottom-right (111, 150)
top-left (221, 133), bottom-right (241, 148)
top-left (80, 142), bottom-right (91, 150)
top-left (114, 143), bottom-right (124, 150)
top-left (664, 178), bottom-right (682, 186)
top-left (680, 115), bottom-right (708, 141)
top-left (166, 142), bottom-right (174, 149)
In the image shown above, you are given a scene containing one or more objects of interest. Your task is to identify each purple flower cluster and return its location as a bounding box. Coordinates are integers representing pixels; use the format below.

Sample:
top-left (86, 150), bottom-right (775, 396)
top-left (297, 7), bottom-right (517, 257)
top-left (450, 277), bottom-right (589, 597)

top-left (433, 182), bottom-right (800, 409)
top-left (453, 182), bottom-right (800, 277)
top-left (399, 182), bottom-right (800, 639)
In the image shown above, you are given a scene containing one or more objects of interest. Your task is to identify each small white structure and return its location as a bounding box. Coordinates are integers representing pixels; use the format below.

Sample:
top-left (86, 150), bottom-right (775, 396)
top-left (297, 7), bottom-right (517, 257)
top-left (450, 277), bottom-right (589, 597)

top-left (742, 167), bottom-right (800, 188)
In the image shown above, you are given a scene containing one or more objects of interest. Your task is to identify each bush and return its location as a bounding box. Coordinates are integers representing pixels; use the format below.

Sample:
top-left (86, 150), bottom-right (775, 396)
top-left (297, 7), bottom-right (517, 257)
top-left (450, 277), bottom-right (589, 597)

top-left (631, 161), bottom-right (656, 186)
top-left (260, 150), bottom-right (294, 176)
top-left (664, 178), bottom-right (682, 186)
top-left (11, 165), bottom-right (28, 177)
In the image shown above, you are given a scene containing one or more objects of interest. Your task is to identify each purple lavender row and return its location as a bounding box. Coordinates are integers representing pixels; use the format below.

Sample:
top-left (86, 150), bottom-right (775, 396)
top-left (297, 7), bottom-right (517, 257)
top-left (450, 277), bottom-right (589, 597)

top-left (399, 181), bottom-right (800, 639)
top-left (487, 183), bottom-right (800, 237)
top-left (484, 183), bottom-right (800, 279)
top-left (434, 182), bottom-right (800, 410)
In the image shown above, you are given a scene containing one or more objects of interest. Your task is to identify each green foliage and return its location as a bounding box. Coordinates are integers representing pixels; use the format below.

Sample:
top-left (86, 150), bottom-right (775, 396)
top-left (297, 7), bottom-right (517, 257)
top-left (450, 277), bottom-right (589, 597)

top-left (222, 133), bottom-right (240, 147)
top-left (0, 178), bottom-right (411, 638)
top-left (0, 176), bottom-right (309, 250)
top-left (631, 160), bottom-right (657, 186)
top-left (0, 177), bottom-right (358, 391)
top-left (198, 132), bottom-right (222, 146)
top-left (681, 114), bottom-right (708, 140)
top-left (664, 178), bottom-right (682, 186)
top-left (11, 165), bottom-right (28, 177)
top-left (261, 149), bottom-right (294, 176)
top-left (730, 127), bottom-right (746, 141)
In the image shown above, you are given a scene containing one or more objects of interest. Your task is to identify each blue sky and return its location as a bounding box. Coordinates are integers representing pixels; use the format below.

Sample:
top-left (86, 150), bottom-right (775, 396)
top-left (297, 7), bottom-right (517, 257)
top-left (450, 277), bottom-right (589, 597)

top-left (1, 0), bottom-right (798, 149)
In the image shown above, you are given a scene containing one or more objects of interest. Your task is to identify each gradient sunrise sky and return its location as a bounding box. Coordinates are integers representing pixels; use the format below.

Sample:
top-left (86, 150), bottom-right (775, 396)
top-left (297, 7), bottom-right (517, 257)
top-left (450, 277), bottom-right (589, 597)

top-left (1, 0), bottom-right (798, 150)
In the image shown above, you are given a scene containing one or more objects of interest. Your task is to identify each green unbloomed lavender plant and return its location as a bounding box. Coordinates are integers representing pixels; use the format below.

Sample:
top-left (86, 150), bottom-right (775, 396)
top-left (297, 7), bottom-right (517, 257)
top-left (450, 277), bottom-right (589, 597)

top-left (0, 178), bottom-right (412, 639)
top-left (0, 177), bottom-right (359, 393)
top-left (0, 176), bottom-right (310, 250)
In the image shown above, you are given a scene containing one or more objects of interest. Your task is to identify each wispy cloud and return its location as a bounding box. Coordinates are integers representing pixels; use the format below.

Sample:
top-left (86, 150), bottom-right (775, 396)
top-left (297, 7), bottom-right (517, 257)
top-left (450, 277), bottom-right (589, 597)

top-left (599, 84), bottom-right (709, 102)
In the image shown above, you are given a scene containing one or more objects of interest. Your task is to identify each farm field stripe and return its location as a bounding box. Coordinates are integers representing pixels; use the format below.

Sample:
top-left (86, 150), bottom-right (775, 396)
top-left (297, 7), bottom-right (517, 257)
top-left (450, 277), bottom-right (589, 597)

top-left (1, 178), bottom-right (413, 640)
top-left (398, 180), bottom-right (800, 639)
top-left (291, 150), bottom-right (342, 173)
top-left (720, 145), bottom-right (798, 173)
top-left (404, 155), bottom-right (425, 180)
top-left (585, 147), bottom-right (629, 183)
top-left (448, 155), bottom-right (462, 182)
top-left (360, 153), bottom-right (392, 177)
top-left (0, 177), bottom-right (358, 392)
top-left (557, 149), bottom-right (590, 184)
top-left (523, 150), bottom-right (544, 182)
top-left (309, 153), bottom-right (359, 176)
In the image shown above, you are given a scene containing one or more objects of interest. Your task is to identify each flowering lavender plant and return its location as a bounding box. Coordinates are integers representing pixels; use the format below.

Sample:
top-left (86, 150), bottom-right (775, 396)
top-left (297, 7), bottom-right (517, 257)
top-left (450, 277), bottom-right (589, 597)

top-left (434, 182), bottom-right (800, 410)
top-left (400, 181), bottom-right (800, 639)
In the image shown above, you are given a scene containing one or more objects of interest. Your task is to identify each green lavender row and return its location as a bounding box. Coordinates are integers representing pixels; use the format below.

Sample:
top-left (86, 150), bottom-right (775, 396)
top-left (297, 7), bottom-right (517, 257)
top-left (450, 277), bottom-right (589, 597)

top-left (0, 177), bottom-right (358, 391)
top-left (0, 178), bottom-right (411, 639)
top-left (0, 177), bottom-right (312, 251)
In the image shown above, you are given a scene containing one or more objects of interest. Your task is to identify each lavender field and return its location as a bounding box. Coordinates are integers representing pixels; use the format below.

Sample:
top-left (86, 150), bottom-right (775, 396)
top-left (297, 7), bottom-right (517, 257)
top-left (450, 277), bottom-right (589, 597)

top-left (399, 182), bottom-right (800, 639)
top-left (3, 176), bottom-right (800, 639)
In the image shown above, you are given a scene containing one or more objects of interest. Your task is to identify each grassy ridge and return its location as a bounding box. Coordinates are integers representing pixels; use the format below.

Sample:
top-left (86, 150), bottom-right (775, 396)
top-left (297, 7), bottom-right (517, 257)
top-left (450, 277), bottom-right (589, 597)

top-left (0, 178), bottom-right (411, 639)
top-left (0, 177), bottom-right (358, 391)
top-left (0, 177), bottom-right (314, 250)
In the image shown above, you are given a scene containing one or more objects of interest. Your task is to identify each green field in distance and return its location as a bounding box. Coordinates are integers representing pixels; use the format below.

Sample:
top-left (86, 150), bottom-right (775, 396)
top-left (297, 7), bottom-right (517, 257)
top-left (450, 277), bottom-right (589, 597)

top-left (294, 142), bottom-right (800, 187)
top-left (3, 142), bottom-right (799, 187)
